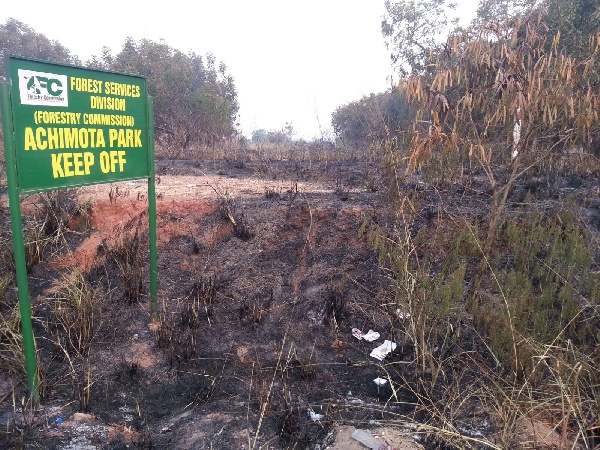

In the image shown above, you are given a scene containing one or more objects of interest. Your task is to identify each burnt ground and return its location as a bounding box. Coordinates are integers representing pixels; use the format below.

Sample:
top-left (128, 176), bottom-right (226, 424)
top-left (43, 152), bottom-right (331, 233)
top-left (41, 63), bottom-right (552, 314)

top-left (0, 157), bottom-right (598, 449)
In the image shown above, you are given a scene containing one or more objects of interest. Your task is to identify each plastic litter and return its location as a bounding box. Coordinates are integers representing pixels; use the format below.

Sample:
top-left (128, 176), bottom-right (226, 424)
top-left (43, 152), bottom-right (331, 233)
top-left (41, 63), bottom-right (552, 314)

top-left (307, 408), bottom-right (324, 422)
top-left (370, 340), bottom-right (397, 361)
top-left (395, 309), bottom-right (411, 319)
top-left (55, 417), bottom-right (63, 424)
top-left (351, 428), bottom-right (384, 449)
top-left (373, 377), bottom-right (388, 386)
top-left (362, 330), bottom-right (380, 342)
top-left (352, 328), bottom-right (380, 342)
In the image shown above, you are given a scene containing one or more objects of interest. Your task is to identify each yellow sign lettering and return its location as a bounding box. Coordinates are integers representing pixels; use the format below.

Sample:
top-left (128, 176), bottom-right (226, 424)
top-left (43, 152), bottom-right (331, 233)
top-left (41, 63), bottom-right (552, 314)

top-left (90, 96), bottom-right (126, 111)
top-left (73, 152), bottom-right (84, 175)
top-left (84, 152), bottom-right (94, 174)
top-left (70, 77), bottom-right (103, 93)
top-left (104, 82), bottom-right (140, 97)
top-left (24, 127), bottom-right (37, 150)
top-left (99, 150), bottom-right (126, 173)
top-left (36, 128), bottom-right (47, 150)
top-left (108, 128), bottom-right (143, 148)
top-left (51, 154), bottom-right (64, 178)
top-left (117, 150), bottom-right (126, 171)
top-left (51, 152), bottom-right (95, 178)
top-left (47, 128), bottom-right (59, 149)
top-left (22, 127), bottom-right (107, 150)
top-left (63, 153), bottom-right (74, 177)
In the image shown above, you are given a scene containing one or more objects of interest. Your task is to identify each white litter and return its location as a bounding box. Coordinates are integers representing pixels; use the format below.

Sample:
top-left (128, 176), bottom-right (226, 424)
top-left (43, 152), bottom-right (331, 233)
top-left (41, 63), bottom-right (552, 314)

top-left (396, 309), bottom-right (411, 319)
top-left (307, 408), bottom-right (324, 422)
top-left (513, 120), bottom-right (521, 147)
top-left (363, 330), bottom-right (380, 342)
top-left (370, 340), bottom-right (397, 361)
top-left (351, 429), bottom-right (384, 449)
top-left (186, 184), bottom-right (197, 188)
top-left (373, 377), bottom-right (388, 386)
top-left (512, 107), bottom-right (522, 161)
top-left (351, 328), bottom-right (380, 342)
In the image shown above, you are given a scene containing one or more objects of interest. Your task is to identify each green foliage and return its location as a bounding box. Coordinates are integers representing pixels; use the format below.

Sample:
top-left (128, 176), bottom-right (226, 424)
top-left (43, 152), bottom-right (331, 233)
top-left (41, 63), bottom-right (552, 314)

top-left (499, 205), bottom-right (594, 340)
top-left (545, 0), bottom-right (600, 65)
top-left (361, 204), bottom-right (465, 334)
top-left (105, 39), bottom-right (239, 151)
top-left (251, 123), bottom-right (294, 146)
top-left (331, 90), bottom-right (415, 149)
top-left (0, 18), bottom-right (240, 156)
top-left (465, 203), bottom-right (599, 377)
top-left (0, 18), bottom-right (77, 77)
top-left (382, 0), bottom-right (453, 76)
top-left (435, 263), bottom-right (467, 316)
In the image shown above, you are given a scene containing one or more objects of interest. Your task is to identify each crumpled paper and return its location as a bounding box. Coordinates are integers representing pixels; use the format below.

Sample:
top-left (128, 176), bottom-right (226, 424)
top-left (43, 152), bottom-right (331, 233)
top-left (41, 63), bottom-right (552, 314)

top-left (351, 328), bottom-right (380, 342)
top-left (370, 340), bottom-right (397, 361)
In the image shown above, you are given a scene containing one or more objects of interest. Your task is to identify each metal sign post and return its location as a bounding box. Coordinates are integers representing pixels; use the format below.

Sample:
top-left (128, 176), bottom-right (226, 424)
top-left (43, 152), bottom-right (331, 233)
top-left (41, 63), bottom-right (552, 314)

top-left (0, 82), bottom-right (39, 403)
top-left (0, 56), bottom-right (158, 403)
top-left (147, 97), bottom-right (158, 317)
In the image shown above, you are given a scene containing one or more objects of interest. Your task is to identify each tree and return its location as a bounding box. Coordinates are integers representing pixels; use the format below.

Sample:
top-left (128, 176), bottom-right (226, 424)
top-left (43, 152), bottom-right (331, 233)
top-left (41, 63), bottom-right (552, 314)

top-left (109, 39), bottom-right (239, 150)
top-left (398, 9), bottom-right (599, 297)
top-left (251, 129), bottom-right (269, 144)
top-left (331, 90), bottom-right (415, 149)
top-left (251, 123), bottom-right (294, 146)
top-left (370, 3), bottom-right (600, 431)
top-left (381, 0), bottom-right (455, 76)
top-left (0, 18), bottom-right (77, 77)
top-left (473, 0), bottom-right (541, 25)
top-left (544, 0), bottom-right (600, 64)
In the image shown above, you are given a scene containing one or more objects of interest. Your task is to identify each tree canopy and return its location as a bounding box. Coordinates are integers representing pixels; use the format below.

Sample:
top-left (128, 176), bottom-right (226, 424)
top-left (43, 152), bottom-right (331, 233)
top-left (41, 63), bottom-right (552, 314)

top-left (0, 18), bottom-right (78, 76)
top-left (98, 38), bottom-right (239, 150)
top-left (331, 90), bottom-right (416, 149)
top-left (335, 0), bottom-right (600, 152)
top-left (0, 19), bottom-right (239, 152)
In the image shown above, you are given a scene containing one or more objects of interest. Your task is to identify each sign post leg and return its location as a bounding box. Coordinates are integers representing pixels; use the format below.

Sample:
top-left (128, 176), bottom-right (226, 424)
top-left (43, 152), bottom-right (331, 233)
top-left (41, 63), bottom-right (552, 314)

top-left (147, 98), bottom-right (158, 318)
top-left (1, 83), bottom-right (39, 405)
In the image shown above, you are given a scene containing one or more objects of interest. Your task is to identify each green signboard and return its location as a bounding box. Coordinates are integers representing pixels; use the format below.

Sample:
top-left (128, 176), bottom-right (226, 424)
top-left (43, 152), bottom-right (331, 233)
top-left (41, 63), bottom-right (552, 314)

top-left (1, 56), bottom-right (157, 404)
top-left (6, 56), bottom-right (150, 193)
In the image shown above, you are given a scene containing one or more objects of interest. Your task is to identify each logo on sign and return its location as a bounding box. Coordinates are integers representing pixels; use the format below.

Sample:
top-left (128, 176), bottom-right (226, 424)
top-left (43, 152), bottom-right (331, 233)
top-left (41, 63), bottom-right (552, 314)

top-left (18, 69), bottom-right (68, 107)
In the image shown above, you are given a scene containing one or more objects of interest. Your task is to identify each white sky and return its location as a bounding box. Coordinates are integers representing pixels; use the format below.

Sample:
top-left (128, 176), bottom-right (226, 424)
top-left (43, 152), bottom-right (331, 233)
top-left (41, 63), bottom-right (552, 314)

top-left (1, 1), bottom-right (479, 140)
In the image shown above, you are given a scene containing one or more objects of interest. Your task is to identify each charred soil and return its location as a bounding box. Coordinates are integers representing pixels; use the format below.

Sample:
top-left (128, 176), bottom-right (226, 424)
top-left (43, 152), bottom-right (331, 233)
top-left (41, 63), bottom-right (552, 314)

top-left (0, 157), bottom-right (598, 449)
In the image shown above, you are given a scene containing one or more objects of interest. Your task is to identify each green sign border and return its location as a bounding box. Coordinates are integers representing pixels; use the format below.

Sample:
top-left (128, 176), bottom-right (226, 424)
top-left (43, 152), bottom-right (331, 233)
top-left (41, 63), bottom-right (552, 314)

top-left (1, 57), bottom-right (158, 404)
top-left (6, 56), bottom-right (150, 194)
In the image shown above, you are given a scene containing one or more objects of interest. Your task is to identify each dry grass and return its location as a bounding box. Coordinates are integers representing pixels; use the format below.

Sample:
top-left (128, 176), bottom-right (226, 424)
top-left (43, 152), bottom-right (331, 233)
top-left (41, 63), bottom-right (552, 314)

top-left (48, 269), bottom-right (99, 357)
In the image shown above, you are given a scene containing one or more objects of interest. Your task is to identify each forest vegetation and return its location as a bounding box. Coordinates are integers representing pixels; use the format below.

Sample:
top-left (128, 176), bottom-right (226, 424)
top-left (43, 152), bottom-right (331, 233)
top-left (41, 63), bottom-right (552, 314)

top-left (1, 0), bottom-right (600, 448)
